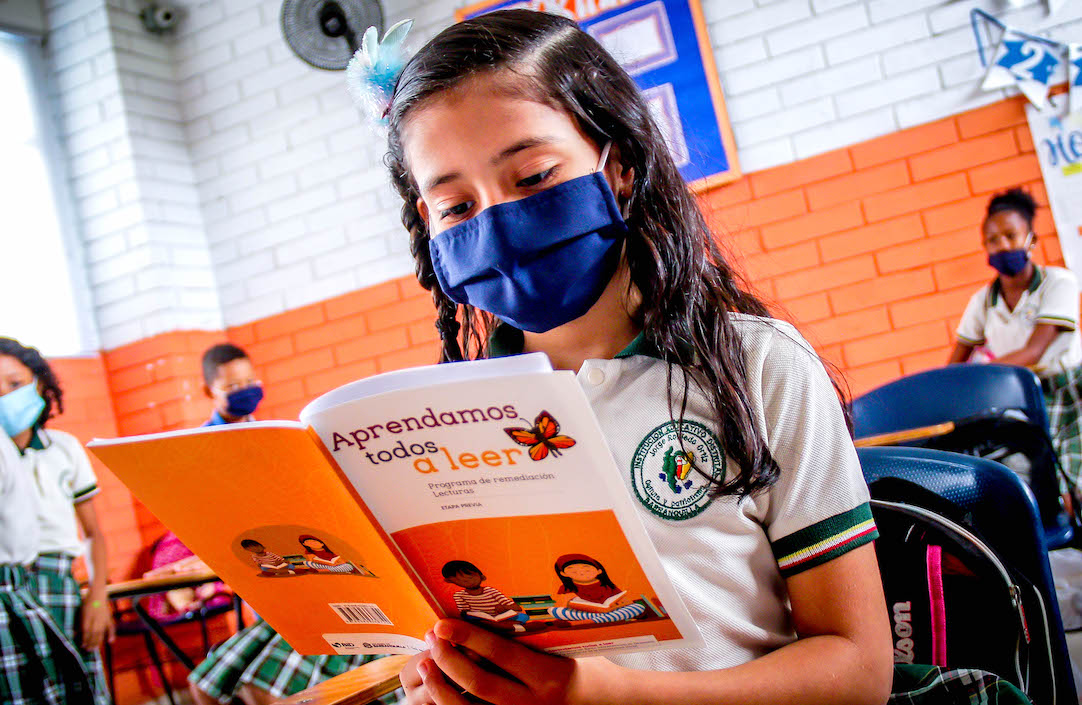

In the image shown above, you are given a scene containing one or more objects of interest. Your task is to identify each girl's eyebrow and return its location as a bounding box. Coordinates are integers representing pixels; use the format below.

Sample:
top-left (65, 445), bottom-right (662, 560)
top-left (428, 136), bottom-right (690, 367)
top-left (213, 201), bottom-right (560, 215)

top-left (489, 135), bottom-right (558, 166)
top-left (421, 136), bottom-right (559, 194)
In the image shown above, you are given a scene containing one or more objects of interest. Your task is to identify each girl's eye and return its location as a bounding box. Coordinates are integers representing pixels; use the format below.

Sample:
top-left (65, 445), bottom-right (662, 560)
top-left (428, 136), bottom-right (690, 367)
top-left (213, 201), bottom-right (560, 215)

top-left (438, 201), bottom-right (473, 220)
top-left (517, 167), bottom-right (555, 188)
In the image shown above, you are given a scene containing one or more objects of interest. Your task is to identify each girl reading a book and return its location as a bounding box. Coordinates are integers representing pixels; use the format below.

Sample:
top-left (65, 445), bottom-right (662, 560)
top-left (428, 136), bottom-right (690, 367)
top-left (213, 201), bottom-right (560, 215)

top-left (0, 337), bottom-right (111, 704)
top-left (356, 8), bottom-right (1026, 703)
top-left (549, 554), bottom-right (643, 624)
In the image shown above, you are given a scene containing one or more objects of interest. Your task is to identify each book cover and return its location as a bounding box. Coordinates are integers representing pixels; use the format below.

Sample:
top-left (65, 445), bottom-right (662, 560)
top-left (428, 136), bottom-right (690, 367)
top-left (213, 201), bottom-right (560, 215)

top-left (89, 354), bottom-right (700, 658)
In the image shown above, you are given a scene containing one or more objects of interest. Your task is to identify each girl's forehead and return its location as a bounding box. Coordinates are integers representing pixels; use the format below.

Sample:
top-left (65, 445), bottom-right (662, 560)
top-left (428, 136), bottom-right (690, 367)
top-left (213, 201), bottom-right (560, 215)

top-left (0, 355), bottom-right (32, 378)
top-left (401, 79), bottom-right (587, 176)
top-left (984, 210), bottom-right (1029, 234)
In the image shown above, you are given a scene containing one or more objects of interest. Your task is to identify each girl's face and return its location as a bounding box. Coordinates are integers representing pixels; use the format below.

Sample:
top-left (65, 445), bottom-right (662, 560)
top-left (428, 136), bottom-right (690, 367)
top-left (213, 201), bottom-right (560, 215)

top-left (0, 355), bottom-right (34, 397)
top-left (983, 210), bottom-right (1033, 255)
top-left (403, 77), bottom-right (631, 238)
top-left (560, 562), bottom-right (602, 582)
top-left (302, 539), bottom-right (324, 551)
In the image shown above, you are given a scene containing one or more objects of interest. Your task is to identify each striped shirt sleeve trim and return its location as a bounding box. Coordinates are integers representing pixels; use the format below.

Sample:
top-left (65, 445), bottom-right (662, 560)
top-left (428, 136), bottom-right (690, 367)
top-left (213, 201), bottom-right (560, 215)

top-left (1035, 314), bottom-right (1077, 329)
top-left (956, 333), bottom-right (985, 345)
top-left (772, 503), bottom-right (878, 578)
top-left (72, 484), bottom-right (100, 503)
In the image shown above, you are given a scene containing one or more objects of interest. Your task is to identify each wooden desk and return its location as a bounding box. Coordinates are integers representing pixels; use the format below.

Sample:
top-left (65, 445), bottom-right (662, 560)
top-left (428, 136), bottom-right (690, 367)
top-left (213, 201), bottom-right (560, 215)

top-left (274, 654), bottom-right (409, 705)
top-left (106, 568), bottom-right (218, 599)
top-left (105, 569), bottom-right (241, 671)
top-left (853, 421), bottom-right (956, 448)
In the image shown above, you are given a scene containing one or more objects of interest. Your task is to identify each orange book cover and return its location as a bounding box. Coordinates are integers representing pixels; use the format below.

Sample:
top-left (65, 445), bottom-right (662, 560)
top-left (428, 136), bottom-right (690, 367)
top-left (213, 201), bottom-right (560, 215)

top-left (90, 354), bottom-right (701, 657)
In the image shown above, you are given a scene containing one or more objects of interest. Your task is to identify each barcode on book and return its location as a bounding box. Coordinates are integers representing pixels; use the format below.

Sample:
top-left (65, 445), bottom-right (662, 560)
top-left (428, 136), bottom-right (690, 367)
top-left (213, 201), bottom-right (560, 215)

top-left (330, 603), bottom-right (393, 626)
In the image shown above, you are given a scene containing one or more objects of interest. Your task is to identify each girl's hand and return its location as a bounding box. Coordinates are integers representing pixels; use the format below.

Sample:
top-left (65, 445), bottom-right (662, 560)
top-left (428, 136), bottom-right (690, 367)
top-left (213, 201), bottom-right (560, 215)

top-left (80, 598), bottom-right (115, 650)
top-left (406, 619), bottom-right (619, 705)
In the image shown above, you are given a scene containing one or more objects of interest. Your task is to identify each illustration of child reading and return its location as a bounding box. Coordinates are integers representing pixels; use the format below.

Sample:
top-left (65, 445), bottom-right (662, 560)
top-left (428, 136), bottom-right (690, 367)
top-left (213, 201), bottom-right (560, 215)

top-left (241, 539), bottom-right (295, 575)
top-left (442, 560), bottom-right (529, 633)
top-left (549, 553), bottom-right (646, 624)
top-left (299, 534), bottom-right (375, 576)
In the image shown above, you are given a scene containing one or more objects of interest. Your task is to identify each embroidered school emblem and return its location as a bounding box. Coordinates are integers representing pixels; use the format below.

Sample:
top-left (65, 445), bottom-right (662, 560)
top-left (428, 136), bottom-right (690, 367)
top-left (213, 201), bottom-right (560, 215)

top-left (630, 420), bottom-right (725, 520)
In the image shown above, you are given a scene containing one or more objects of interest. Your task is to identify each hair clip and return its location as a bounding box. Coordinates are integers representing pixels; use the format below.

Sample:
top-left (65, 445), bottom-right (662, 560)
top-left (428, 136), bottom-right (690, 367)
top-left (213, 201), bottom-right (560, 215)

top-left (346, 18), bottom-right (414, 128)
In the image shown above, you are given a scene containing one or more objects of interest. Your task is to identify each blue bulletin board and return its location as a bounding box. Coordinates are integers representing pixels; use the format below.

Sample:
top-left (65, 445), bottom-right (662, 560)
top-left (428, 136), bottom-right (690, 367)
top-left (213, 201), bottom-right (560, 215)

top-left (456, 0), bottom-right (741, 188)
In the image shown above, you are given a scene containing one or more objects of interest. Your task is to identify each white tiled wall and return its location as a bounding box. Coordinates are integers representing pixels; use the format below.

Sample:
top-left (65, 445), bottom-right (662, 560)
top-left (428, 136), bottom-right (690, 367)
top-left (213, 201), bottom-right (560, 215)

top-left (39, 0), bottom-right (1082, 348)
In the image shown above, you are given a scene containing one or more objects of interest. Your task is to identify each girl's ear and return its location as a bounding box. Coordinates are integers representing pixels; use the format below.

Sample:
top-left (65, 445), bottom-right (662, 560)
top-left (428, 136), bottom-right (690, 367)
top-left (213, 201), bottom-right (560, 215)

top-left (607, 143), bottom-right (635, 201)
top-left (416, 197), bottom-right (430, 226)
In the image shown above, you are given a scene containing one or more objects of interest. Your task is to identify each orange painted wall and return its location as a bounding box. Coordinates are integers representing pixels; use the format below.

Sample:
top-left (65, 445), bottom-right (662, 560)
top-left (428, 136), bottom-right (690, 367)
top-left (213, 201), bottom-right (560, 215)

top-left (46, 93), bottom-right (1057, 703)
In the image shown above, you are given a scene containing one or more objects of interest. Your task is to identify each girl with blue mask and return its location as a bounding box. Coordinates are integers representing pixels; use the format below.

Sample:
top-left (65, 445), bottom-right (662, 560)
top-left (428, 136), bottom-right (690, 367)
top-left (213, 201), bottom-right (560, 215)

top-left (949, 189), bottom-right (1082, 496)
top-left (374, 10), bottom-right (919, 705)
top-left (0, 337), bottom-right (112, 704)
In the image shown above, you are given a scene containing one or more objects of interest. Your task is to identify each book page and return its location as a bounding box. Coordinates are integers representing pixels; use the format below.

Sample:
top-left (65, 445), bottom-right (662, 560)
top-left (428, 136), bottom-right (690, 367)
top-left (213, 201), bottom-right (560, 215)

top-left (302, 370), bottom-right (701, 658)
top-left (89, 422), bottom-right (438, 655)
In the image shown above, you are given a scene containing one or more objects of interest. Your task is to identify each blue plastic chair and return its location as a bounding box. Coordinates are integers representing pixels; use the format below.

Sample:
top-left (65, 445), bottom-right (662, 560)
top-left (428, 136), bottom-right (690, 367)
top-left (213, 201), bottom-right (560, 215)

top-left (852, 364), bottom-right (1073, 549)
top-left (858, 446), bottom-right (1076, 705)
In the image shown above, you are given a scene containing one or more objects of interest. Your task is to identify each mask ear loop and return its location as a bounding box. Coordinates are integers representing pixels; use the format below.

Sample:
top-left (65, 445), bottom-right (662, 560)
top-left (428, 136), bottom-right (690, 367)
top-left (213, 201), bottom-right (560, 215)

top-left (595, 141), bottom-right (631, 219)
top-left (595, 141), bottom-right (612, 173)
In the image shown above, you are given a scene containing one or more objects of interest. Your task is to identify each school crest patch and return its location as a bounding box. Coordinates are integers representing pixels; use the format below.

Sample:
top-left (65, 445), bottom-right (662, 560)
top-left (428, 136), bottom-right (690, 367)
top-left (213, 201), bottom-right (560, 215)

top-left (630, 420), bottom-right (725, 520)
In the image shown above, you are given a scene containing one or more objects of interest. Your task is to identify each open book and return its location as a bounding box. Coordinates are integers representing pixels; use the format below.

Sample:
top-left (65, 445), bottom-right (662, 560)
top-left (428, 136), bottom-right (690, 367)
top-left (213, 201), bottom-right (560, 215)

top-left (567, 590), bottom-right (627, 613)
top-left (88, 354), bottom-right (700, 657)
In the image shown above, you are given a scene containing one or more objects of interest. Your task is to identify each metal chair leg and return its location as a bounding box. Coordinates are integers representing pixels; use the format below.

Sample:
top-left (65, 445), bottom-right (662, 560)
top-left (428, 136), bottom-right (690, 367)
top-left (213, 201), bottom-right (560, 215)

top-left (141, 631), bottom-right (178, 705)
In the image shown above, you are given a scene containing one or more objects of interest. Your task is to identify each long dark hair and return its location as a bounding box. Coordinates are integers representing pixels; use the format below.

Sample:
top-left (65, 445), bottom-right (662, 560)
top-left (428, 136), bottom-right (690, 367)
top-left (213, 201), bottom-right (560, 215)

top-left (0, 337), bottom-right (62, 430)
top-left (385, 10), bottom-right (780, 497)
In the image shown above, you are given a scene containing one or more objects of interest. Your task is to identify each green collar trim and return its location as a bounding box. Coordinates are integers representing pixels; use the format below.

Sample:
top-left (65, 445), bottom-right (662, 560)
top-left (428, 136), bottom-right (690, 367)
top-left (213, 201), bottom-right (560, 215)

top-left (989, 265), bottom-right (1042, 307)
top-left (487, 324), bottom-right (662, 361)
top-left (18, 428), bottom-right (46, 456)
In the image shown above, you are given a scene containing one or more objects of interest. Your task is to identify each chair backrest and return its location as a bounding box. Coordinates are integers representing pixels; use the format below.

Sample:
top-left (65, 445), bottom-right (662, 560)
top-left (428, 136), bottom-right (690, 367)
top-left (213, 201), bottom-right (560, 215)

top-left (858, 446), bottom-right (1076, 705)
top-left (851, 364), bottom-right (1050, 439)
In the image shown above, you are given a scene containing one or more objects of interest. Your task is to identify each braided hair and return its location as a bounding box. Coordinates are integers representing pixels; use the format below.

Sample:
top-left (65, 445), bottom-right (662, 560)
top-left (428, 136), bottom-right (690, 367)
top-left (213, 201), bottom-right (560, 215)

top-left (0, 337), bottom-right (63, 429)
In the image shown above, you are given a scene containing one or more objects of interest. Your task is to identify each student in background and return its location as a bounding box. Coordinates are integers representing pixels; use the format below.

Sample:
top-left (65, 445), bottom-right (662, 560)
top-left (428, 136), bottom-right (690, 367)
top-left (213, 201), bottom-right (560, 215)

top-left (948, 188), bottom-right (1082, 489)
top-left (201, 343), bottom-right (264, 426)
top-left (188, 343), bottom-right (399, 705)
top-left (0, 426), bottom-right (96, 704)
top-left (0, 337), bottom-right (112, 705)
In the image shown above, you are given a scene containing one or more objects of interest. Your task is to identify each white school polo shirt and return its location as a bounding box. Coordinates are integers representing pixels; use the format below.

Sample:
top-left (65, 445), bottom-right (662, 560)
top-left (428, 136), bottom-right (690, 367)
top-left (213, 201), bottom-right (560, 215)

top-left (0, 434), bottom-right (40, 565)
top-left (20, 429), bottom-right (100, 557)
top-left (956, 266), bottom-right (1082, 378)
top-left (491, 315), bottom-right (876, 671)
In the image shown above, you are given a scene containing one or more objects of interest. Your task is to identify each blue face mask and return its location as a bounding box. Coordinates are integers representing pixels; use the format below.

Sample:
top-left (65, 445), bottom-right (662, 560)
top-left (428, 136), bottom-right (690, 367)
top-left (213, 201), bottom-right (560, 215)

top-left (428, 145), bottom-right (628, 333)
top-left (225, 385), bottom-right (263, 418)
top-left (0, 382), bottom-right (45, 437)
top-left (987, 233), bottom-right (1033, 277)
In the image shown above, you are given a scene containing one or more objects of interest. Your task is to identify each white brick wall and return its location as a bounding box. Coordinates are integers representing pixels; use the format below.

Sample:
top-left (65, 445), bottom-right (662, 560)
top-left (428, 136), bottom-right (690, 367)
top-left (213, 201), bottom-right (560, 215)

top-left (38, 0), bottom-right (1082, 347)
top-left (43, 0), bottom-right (221, 349)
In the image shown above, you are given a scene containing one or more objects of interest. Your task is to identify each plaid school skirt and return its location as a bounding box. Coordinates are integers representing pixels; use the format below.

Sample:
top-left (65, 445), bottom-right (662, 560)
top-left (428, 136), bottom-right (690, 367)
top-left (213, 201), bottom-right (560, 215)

top-left (189, 618), bottom-right (403, 703)
top-left (890, 664), bottom-right (1029, 704)
top-left (27, 554), bottom-right (110, 705)
top-left (1042, 367), bottom-right (1082, 491)
top-left (0, 563), bottom-right (95, 705)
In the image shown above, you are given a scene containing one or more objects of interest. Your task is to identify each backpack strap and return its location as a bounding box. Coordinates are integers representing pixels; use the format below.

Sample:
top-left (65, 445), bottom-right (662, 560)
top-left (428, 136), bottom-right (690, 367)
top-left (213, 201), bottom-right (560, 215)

top-left (925, 545), bottom-right (947, 667)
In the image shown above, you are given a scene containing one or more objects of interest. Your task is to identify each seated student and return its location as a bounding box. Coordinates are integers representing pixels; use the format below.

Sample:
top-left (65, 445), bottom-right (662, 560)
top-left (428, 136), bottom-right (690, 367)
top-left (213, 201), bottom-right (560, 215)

top-left (0, 428), bottom-right (95, 704)
top-left (0, 337), bottom-right (111, 704)
top-left (143, 531), bottom-right (232, 621)
top-left (201, 343), bottom-right (264, 426)
top-left (948, 188), bottom-right (1082, 489)
top-left (188, 344), bottom-right (400, 705)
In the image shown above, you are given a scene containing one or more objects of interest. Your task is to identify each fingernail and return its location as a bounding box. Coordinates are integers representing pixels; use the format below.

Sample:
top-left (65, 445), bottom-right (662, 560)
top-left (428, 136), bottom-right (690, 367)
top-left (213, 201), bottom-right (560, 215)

top-left (417, 659), bottom-right (431, 679)
top-left (424, 630), bottom-right (437, 648)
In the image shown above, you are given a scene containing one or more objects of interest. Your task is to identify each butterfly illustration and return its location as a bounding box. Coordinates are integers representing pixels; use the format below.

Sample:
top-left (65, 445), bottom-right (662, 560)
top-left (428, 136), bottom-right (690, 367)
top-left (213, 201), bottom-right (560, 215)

top-left (504, 411), bottom-right (576, 461)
